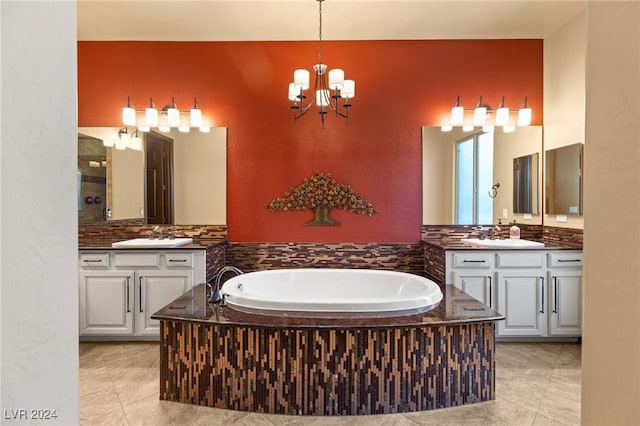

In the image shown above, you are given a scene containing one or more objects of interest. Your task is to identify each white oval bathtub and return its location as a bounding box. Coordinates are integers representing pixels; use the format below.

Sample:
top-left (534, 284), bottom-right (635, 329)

top-left (220, 268), bottom-right (443, 317)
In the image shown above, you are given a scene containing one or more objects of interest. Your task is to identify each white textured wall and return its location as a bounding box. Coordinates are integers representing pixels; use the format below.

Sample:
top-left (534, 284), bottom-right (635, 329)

top-left (1, 1), bottom-right (79, 424)
top-left (543, 11), bottom-right (585, 229)
top-left (582, 2), bottom-right (640, 424)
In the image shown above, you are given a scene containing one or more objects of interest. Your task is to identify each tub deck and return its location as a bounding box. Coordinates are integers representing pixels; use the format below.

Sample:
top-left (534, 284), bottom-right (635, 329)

top-left (152, 284), bottom-right (504, 415)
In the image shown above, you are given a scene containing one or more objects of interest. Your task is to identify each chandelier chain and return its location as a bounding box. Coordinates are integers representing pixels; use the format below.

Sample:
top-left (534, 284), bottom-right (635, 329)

top-left (318, 0), bottom-right (323, 65)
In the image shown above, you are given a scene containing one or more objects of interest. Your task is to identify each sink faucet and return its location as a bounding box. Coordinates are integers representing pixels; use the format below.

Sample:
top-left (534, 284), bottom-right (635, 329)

top-left (491, 225), bottom-right (502, 239)
top-left (208, 266), bottom-right (243, 306)
top-left (153, 225), bottom-right (164, 240)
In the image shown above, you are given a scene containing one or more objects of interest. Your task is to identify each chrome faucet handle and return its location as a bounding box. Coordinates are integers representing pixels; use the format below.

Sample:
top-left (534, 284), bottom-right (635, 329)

top-left (168, 231), bottom-right (175, 240)
top-left (149, 231), bottom-right (155, 240)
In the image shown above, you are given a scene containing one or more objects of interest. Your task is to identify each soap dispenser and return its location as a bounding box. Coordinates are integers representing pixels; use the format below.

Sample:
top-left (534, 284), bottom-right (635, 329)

top-left (509, 220), bottom-right (520, 239)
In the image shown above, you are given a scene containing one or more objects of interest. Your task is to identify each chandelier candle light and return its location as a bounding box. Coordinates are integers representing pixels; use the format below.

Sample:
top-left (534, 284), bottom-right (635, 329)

top-left (442, 96), bottom-right (532, 133)
top-left (122, 96), bottom-right (210, 133)
top-left (288, 0), bottom-right (355, 128)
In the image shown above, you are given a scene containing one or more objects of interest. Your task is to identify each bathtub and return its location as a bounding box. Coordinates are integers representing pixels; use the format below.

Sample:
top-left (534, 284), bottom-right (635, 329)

top-left (220, 268), bottom-right (443, 317)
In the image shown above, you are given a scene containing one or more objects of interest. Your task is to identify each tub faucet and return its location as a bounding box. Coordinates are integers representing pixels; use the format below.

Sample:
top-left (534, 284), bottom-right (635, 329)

top-left (209, 266), bottom-right (243, 306)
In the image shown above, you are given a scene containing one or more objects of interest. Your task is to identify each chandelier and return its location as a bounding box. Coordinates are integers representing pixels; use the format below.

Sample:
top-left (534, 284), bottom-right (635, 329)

top-left (288, 0), bottom-right (355, 128)
top-left (122, 96), bottom-right (210, 133)
top-left (442, 96), bottom-right (532, 133)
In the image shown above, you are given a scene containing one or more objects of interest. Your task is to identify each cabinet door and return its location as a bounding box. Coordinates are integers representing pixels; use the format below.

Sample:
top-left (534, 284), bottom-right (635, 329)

top-left (79, 270), bottom-right (134, 336)
top-left (135, 269), bottom-right (193, 336)
top-left (548, 270), bottom-right (582, 336)
top-left (453, 271), bottom-right (494, 308)
top-left (497, 271), bottom-right (546, 337)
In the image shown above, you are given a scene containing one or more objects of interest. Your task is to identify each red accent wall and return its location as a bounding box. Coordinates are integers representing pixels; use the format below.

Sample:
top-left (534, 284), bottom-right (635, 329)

top-left (78, 40), bottom-right (543, 243)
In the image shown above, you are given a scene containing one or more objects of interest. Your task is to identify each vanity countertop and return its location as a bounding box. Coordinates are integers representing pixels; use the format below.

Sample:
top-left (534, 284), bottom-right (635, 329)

top-left (152, 283), bottom-right (504, 329)
top-left (79, 237), bottom-right (226, 250)
top-left (423, 239), bottom-right (582, 251)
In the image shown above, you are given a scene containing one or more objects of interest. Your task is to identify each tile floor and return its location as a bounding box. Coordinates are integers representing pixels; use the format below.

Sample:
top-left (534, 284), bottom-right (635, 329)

top-left (79, 341), bottom-right (581, 425)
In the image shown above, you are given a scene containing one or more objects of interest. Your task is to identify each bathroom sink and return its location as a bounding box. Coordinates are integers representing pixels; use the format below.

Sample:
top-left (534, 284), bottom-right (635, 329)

top-left (461, 238), bottom-right (545, 249)
top-left (112, 238), bottom-right (193, 248)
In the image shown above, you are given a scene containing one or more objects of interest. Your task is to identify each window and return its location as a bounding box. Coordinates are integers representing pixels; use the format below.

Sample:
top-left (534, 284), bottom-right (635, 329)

top-left (455, 131), bottom-right (494, 224)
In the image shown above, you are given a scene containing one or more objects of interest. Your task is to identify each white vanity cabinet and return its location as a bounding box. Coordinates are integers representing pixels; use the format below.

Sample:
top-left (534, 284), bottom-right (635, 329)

top-left (79, 250), bottom-right (204, 340)
top-left (449, 252), bottom-right (495, 308)
top-left (495, 252), bottom-right (546, 337)
top-left (446, 248), bottom-right (583, 340)
top-left (547, 251), bottom-right (583, 336)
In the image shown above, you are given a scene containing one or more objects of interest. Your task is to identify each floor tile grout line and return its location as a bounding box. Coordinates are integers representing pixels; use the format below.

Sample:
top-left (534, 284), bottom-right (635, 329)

top-left (102, 349), bottom-right (132, 426)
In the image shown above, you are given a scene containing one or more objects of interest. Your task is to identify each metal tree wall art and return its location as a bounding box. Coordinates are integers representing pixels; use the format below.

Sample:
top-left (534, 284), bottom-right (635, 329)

top-left (266, 171), bottom-right (377, 226)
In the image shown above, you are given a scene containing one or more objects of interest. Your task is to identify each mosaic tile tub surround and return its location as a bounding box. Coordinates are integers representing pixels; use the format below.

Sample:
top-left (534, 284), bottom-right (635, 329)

top-left (155, 286), bottom-right (501, 416)
top-left (159, 321), bottom-right (496, 415)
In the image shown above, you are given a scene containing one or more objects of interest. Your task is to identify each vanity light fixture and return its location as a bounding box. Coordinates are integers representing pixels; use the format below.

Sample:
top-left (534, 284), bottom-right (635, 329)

top-left (117, 127), bottom-right (142, 151)
top-left (121, 96), bottom-right (211, 133)
top-left (442, 95), bottom-right (532, 132)
top-left (288, 0), bottom-right (355, 129)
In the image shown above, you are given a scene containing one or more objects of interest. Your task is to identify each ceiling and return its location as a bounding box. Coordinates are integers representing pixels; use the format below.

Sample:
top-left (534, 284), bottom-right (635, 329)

top-left (77, 0), bottom-right (585, 41)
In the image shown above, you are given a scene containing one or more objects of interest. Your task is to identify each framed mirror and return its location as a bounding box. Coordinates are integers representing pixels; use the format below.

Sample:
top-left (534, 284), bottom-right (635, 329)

top-left (78, 127), bottom-right (227, 225)
top-left (422, 126), bottom-right (543, 225)
top-left (545, 142), bottom-right (583, 215)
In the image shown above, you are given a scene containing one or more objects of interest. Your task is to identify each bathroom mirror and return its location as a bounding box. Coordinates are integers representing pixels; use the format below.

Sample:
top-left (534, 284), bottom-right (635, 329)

top-left (77, 127), bottom-right (227, 225)
top-left (513, 153), bottom-right (539, 214)
top-left (545, 142), bottom-right (583, 215)
top-left (78, 134), bottom-right (108, 224)
top-left (422, 126), bottom-right (543, 225)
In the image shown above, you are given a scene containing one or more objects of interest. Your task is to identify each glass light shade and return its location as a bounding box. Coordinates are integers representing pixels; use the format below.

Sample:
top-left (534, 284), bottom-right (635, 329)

top-left (129, 136), bottom-right (142, 151)
top-left (294, 69), bottom-right (310, 90)
top-left (288, 83), bottom-right (299, 101)
top-left (199, 126), bottom-right (211, 133)
top-left (122, 107), bottom-right (136, 126)
top-left (316, 89), bottom-right (330, 107)
top-left (138, 126), bottom-right (150, 132)
top-left (190, 108), bottom-right (202, 127)
top-left (517, 108), bottom-right (532, 126)
top-left (158, 126), bottom-right (170, 132)
top-left (145, 107), bottom-right (158, 127)
top-left (115, 134), bottom-right (128, 150)
top-left (341, 80), bottom-right (355, 99)
top-left (495, 107), bottom-right (510, 126)
top-left (167, 107), bottom-right (180, 127)
top-left (503, 124), bottom-right (516, 133)
top-left (451, 106), bottom-right (464, 126)
top-left (441, 124), bottom-right (453, 132)
top-left (462, 124), bottom-right (474, 132)
top-left (328, 69), bottom-right (344, 90)
top-left (473, 107), bottom-right (487, 126)
top-left (178, 126), bottom-right (190, 133)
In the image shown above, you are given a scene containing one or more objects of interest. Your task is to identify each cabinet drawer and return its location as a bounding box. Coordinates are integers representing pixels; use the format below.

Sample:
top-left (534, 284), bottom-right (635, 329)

top-left (165, 252), bottom-right (193, 267)
top-left (496, 252), bottom-right (544, 268)
top-left (79, 253), bottom-right (110, 268)
top-left (548, 252), bottom-right (583, 268)
top-left (452, 252), bottom-right (493, 268)
top-left (114, 252), bottom-right (160, 268)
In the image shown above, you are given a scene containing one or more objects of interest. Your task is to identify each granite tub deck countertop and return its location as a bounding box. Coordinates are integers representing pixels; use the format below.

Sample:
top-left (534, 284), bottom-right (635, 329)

top-left (79, 238), bottom-right (226, 250)
top-left (152, 284), bottom-right (504, 329)
top-left (423, 239), bottom-right (582, 251)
